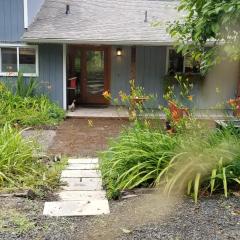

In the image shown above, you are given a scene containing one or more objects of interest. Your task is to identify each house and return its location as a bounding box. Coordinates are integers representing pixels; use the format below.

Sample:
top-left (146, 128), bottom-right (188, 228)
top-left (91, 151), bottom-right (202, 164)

top-left (0, 0), bottom-right (238, 111)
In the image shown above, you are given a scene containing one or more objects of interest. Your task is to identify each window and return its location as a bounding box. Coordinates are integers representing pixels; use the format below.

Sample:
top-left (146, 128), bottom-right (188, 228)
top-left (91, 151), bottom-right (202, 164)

top-left (19, 48), bottom-right (36, 74)
top-left (0, 45), bottom-right (38, 76)
top-left (166, 48), bottom-right (200, 75)
top-left (184, 54), bottom-right (200, 73)
top-left (1, 48), bottom-right (17, 72)
top-left (167, 49), bottom-right (184, 74)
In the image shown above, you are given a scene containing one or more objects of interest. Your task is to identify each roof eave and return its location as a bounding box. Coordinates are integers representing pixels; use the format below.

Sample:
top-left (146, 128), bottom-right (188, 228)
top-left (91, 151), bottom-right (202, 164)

top-left (22, 38), bottom-right (175, 46)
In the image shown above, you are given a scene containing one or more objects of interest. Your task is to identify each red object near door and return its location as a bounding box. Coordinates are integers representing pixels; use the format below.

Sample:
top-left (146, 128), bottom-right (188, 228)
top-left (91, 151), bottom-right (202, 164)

top-left (68, 77), bottom-right (77, 89)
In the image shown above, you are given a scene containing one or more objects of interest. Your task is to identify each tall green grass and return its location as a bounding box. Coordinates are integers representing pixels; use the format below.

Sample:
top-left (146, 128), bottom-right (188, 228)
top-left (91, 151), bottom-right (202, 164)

top-left (100, 121), bottom-right (240, 201)
top-left (100, 122), bottom-right (179, 198)
top-left (0, 124), bottom-right (65, 192)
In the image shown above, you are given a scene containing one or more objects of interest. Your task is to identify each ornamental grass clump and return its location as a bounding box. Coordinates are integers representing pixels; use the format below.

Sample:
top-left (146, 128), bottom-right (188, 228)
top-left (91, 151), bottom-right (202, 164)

top-left (161, 127), bottom-right (240, 202)
top-left (100, 120), bottom-right (240, 202)
top-left (0, 124), bottom-right (65, 192)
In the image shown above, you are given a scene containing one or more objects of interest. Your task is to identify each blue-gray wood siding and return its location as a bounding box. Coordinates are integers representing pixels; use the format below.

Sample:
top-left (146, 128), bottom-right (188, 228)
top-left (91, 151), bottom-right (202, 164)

top-left (110, 46), bottom-right (131, 102)
top-left (0, 0), bottom-right (24, 42)
top-left (136, 46), bottom-right (167, 108)
top-left (38, 44), bottom-right (63, 107)
top-left (28, 0), bottom-right (44, 26)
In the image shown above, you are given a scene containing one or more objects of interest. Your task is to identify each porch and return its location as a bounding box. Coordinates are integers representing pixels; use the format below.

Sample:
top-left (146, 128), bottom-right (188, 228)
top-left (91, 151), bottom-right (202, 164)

top-left (66, 106), bottom-right (235, 120)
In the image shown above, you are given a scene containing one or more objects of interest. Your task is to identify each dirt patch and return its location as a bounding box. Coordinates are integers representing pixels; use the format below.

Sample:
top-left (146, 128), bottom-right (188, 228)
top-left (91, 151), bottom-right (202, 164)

top-left (48, 118), bottom-right (129, 157)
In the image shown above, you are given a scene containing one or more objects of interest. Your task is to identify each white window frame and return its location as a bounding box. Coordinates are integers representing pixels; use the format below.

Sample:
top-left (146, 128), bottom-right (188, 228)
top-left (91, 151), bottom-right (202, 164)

top-left (0, 44), bottom-right (39, 77)
top-left (166, 47), bottom-right (200, 75)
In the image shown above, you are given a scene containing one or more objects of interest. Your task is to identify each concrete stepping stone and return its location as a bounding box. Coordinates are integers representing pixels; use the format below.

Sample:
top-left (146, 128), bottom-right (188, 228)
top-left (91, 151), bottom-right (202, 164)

top-left (66, 163), bottom-right (98, 170)
top-left (58, 190), bottom-right (107, 201)
top-left (43, 200), bottom-right (110, 216)
top-left (61, 177), bottom-right (102, 191)
top-left (61, 170), bottom-right (101, 178)
top-left (68, 158), bottom-right (99, 164)
top-left (43, 158), bottom-right (109, 216)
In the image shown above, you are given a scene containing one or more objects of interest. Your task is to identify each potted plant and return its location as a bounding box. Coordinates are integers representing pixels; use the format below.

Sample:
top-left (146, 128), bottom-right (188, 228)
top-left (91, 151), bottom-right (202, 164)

top-left (163, 75), bottom-right (193, 131)
top-left (120, 80), bottom-right (152, 121)
top-left (103, 80), bottom-right (152, 121)
top-left (228, 97), bottom-right (240, 117)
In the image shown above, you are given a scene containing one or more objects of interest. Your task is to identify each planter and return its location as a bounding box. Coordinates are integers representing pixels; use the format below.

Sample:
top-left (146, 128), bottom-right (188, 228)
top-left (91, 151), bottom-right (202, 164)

top-left (129, 96), bottom-right (149, 121)
top-left (168, 100), bottom-right (189, 123)
top-left (228, 98), bottom-right (240, 117)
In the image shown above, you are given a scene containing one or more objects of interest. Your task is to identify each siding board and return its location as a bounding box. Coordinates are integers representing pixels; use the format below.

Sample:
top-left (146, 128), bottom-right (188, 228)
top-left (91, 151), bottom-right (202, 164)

top-left (0, 0), bottom-right (24, 42)
top-left (111, 46), bottom-right (131, 102)
top-left (38, 44), bottom-right (63, 107)
top-left (136, 46), bottom-right (167, 107)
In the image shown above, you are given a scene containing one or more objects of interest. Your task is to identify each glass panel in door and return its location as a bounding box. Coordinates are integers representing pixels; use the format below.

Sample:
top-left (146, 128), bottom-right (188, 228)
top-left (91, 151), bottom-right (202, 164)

top-left (86, 50), bottom-right (104, 95)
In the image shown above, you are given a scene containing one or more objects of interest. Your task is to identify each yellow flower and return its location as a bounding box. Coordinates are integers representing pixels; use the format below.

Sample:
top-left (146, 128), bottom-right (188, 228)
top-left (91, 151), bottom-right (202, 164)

top-left (88, 120), bottom-right (94, 127)
top-left (144, 120), bottom-right (151, 127)
top-left (187, 95), bottom-right (193, 101)
top-left (119, 91), bottom-right (128, 102)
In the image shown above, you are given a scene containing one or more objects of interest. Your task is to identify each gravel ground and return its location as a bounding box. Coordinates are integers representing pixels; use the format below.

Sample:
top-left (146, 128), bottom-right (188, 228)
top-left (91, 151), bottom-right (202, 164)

top-left (0, 195), bottom-right (240, 240)
top-left (119, 196), bottom-right (240, 240)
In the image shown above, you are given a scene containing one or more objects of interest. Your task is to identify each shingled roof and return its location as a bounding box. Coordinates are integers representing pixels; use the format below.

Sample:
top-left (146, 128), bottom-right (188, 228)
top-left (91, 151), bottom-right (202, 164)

top-left (23, 0), bottom-right (183, 45)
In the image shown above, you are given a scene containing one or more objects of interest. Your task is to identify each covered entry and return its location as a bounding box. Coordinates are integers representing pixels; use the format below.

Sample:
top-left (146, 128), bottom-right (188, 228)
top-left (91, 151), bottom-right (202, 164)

top-left (67, 45), bottom-right (111, 106)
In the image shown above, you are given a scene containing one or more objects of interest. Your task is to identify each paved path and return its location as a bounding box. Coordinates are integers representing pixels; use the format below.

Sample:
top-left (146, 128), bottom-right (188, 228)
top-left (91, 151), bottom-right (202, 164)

top-left (43, 158), bottom-right (110, 217)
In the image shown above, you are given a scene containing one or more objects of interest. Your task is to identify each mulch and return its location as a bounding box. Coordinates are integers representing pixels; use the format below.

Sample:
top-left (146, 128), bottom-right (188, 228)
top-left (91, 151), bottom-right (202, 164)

top-left (48, 118), bottom-right (129, 157)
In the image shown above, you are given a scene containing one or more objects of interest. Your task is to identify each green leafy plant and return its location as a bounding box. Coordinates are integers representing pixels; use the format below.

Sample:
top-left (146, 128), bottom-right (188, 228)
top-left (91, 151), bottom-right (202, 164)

top-left (100, 122), bottom-right (178, 199)
top-left (16, 72), bottom-right (38, 98)
top-left (0, 82), bottom-right (65, 127)
top-left (0, 123), bottom-right (66, 192)
top-left (168, 0), bottom-right (240, 72)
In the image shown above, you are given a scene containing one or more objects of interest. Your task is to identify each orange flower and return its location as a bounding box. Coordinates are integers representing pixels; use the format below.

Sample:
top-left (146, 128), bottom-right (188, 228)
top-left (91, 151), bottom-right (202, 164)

top-left (187, 95), bottom-right (193, 101)
top-left (102, 91), bottom-right (111, 100)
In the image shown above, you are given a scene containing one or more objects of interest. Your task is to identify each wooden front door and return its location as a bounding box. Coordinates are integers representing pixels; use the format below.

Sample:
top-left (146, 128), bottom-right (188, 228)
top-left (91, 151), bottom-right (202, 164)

top-left (68, 46), bottom-right (111, 105)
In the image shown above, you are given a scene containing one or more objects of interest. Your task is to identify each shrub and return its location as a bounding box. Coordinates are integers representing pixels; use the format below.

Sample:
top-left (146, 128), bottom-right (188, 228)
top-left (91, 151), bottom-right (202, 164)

top-left (0, 83), bottom-right (65, 127)
top-left (100, 121), bottom-right (240, 201)
top-left (15, 72), bottom-right (38, 98)
top-left (0, 123), bottom-right (65, 192)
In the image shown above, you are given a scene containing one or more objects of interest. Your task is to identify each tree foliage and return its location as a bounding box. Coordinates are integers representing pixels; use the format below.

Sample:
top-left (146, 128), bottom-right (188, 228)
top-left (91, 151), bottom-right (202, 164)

top-left (168, 0), bottom-right (240, 72)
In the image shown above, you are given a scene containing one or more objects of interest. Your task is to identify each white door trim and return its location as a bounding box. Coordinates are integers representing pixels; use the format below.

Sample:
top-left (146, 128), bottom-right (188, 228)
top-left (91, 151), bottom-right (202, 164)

top-left (63, 44), bottom-right (67, 110)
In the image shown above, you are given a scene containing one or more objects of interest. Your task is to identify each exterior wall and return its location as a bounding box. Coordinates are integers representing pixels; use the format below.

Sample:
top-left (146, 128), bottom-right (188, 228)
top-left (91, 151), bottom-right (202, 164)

top-left (28, 0), bottom-right (44, 26)
top-left (110, 46), bottom-right (131, 101)
top-left (136, 46), bottom-right (167, 107)
top-left (0, 44), bottom-right (64, 107)
top-left (38, 44), bottom-right (63, 107)
top-left (0, 0), bottom-right (24, 42)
